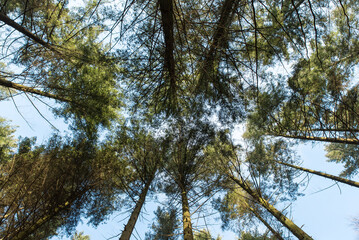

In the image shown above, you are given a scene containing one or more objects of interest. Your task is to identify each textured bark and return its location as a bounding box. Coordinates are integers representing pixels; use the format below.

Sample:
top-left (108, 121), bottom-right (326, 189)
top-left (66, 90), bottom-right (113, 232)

top-left (119, 175), bottom-right (154, 240)
top-left (247, 205), bottom-right (284, 240)
top-left (205, 0), bottom-right (239, 63)
top-left (0, 76), bottom-right (70, 102)
top-left (230, 176), bottom-right (313, 240)
top-left (180, 186), bottom-right (194, 240)
top-left (159, 0), bottom-right (176, 105)
top-left (198, 0), bottom-right (239, 88)
top-left (276, 160), bottom-right (359, 188)
top-left (269, 133), bottom-right (359, 145)
top-left (301, 128), bottom-right (359, 132)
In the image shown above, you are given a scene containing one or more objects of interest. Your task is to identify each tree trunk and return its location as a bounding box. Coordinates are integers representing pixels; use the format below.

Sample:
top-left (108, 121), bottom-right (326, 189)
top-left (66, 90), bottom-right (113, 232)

top-left (247, 205), bottom-right (284, 240)
top-left (230, 176), bottom-right (313, 240)
top-left (205, 0), bottom-right (239, 60)
top-left (198, 0), bottom-right (238, 90)
top-left (119, 175), bottom-right (154, 240)
top-left (301, 128), bottom-right (359, 132)
top-left (159, 0), bottom-right (176, 106)
top-left (276, 160), bottom-right (359, 188)
top-left (180, 186), bottom-right (194, 240)
top-left (0, 77), bottom-right (70, 103)
top-left (269, 133), bottom-right (359, 145)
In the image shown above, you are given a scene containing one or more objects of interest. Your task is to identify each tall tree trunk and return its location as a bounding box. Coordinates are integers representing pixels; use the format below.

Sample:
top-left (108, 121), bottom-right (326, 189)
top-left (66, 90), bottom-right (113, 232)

top-left (198, 0), bottom-right (239, 91)
top-left (247, 204), bottom-right (284, 240)
top-left (119, 175), bottom-right (154, 240)
top-left (276, 160), bottom-right (359, 188)
top-left (230, 176), bottom-right (313, 240)
top-left (0, 76), bottom-right (70, 103)
top-left (159, 0), bottom-right (176, 108)
top-left (269, 133), bottom-right (359, 145)
top-left (205, 0), bottom-right (238, 60)
top-left (180, 185), bottom-right (194, 240)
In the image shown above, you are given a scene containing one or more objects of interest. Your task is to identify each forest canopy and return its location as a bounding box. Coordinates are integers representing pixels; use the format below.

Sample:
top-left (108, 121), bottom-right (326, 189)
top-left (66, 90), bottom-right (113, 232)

top-left (1, 0), bottom-right (359, 239)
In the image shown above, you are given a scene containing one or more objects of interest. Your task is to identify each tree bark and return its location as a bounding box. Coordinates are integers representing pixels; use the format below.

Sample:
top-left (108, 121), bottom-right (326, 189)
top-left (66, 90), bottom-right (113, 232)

top-left (247, 205), bottom-right (284, 240)
top-left (159, 0), bottom-right (176, 106)
top-left (300, 128), bottom-right (359, 132)
top-left (180, 186), bottom-right (194, 240)
top-left (205, 0), bottom-right (239, 62)
top-left (0, 76), bottom-right (70, 103)
top-left (269, 133), bottom-right (359, 145)
top-left (119, 175), bottom-right (154, 240)
top-left (276, 160), bottom-right (359, 188)
top-left (230, 176), bottom-right (313, 240)
top-left (198, 0), bottom-right (239, 90)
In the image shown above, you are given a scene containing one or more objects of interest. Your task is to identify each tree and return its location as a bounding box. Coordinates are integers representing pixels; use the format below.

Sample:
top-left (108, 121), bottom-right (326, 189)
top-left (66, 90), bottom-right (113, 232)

top-left (0, 0), bottom-right (122, 136)
top-left (159, 117), bottom-right (220, 240)
top-left (205, 134), bottom-right (310, 239)
top-left (275, 160), bottom-right (359, 188)
top-left (1, 0), bottom-right (359, 239)
top-left (239, 230), bottom-right (278, 240)
top-left (119, 0), bottom-right (246, 121)
top-left (0, 117), bottom-right (16, 163)
top-left (194, 229), bottom-right (222, 240)
top-left (111, 123), bottom-right (164, 240)
top-left (71, 231), bottom-right (90, 240)
top-left (239, 0), bottom-right (359, 176)
top-left (145, 206), bottom-right (180, 240)
top-left (194, 229), bottom-right (212, 240)
top-left (213, 187), bottom-right (284, 240)
top-left (229, 176), bottom-right (312, 240)
top-left (325, 143), bottom-right (359, 177)
top-left (0, 133), bottom-right (124, 240)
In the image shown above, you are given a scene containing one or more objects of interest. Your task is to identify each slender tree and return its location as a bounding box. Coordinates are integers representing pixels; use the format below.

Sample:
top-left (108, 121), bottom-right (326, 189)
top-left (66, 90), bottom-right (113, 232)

top-left (205, 135), bottom-right (310, 239)
top-left (214, 186), bottom-right (285, 240)
top-left (109, 123), bottom-right (164, 240)
top-left (160, 118), bottom-right (220, 240)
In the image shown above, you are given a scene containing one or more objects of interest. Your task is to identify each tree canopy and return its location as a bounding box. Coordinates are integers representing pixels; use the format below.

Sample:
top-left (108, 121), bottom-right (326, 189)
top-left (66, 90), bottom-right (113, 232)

top-left (1, 0), bottom-right (359, 239)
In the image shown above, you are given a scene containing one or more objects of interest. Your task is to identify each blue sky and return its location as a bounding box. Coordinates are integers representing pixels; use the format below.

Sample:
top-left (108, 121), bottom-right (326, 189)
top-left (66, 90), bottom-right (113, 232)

top-left (1, 95), bottom-right (359, 240)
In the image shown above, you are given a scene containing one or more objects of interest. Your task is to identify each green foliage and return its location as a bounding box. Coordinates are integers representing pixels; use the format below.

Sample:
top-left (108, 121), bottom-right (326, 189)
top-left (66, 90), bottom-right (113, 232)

top-left (245, 139), bottom-right (301, 201)
top-left (1, 0), bottom-right (123, 137)
top-left (0, 118), bottom-right (16, 162)
top-left (160, 117), bottom-right (220, 196)
top-left (214, 187), bottom-right (252, 228)
top-left (325, 143), bottom-right (359, 177)
top-left (239, 231), bottom-right (277, 240)
top-left (2, 0), bottom-right (359, 239)
top-left (194, 229), bottom-right (217, 240)
top-left (71, 231), bottom-right (90, 240)
top-left (145, 206), bottom-right (179, 240)
top-left (0, 133), bottom-right (125, 239)
top-left (106, 122), bottom-right (163, 204)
